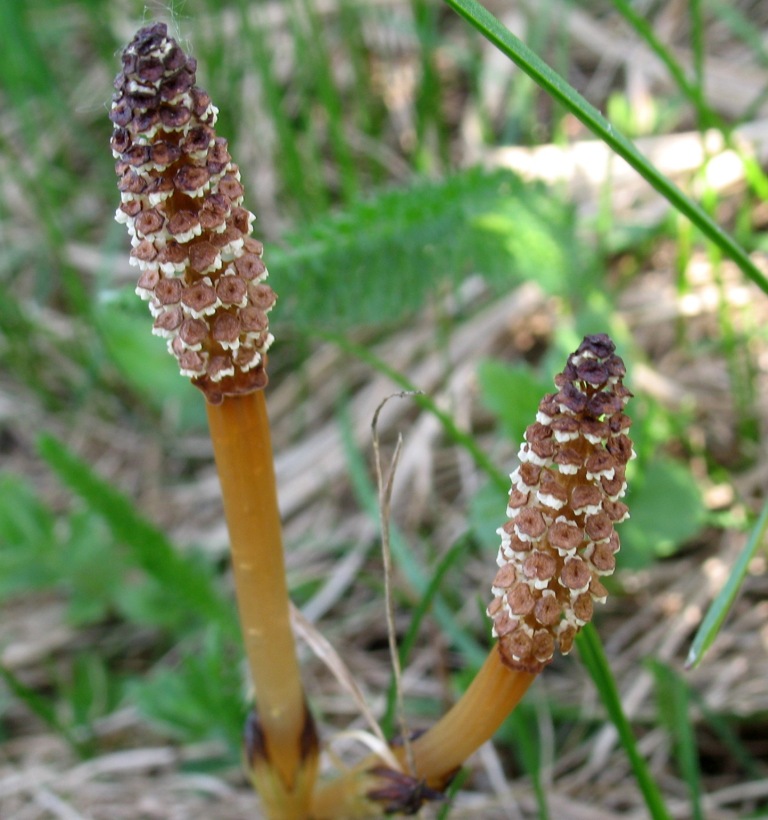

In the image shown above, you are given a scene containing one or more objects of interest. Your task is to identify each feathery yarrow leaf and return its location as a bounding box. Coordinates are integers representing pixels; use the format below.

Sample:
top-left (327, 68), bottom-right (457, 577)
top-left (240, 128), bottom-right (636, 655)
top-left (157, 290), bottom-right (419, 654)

top-left (110, 23), bottom-right (275, 403)
top-left (488, 334), bottom-right (634, 673)
top-left (268, 167), bottom-right (578, 331)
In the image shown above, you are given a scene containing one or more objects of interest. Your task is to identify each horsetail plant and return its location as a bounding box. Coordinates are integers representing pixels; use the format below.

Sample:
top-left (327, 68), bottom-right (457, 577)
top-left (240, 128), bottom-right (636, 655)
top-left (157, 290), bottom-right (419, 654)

top-left (111, 22), bottom-right (634, 819)
top-left (110, 23), bottom-right (318, 818)
top-left (309, 334), bottom-right (634, 816)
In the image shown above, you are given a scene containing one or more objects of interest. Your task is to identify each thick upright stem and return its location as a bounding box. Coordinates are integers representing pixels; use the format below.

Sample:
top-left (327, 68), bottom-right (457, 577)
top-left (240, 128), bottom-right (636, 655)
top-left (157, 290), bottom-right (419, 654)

top-left (206, 391), bottom-right (317, 816)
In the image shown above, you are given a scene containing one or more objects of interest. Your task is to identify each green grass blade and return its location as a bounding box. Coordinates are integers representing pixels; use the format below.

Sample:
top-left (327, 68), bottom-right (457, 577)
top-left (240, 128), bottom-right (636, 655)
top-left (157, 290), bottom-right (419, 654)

top-left (0, 664), bottom-right (88, 758)
top-left (37, 434), bottom-right (234, 635)
top-left (505, 703), bottom-right (550, 819)
top-left (338, 406), bottom-right (486, 666)
top-left (380, 536), bottom-right (468, 737)
top-left (232, 3), bottom-right (322, 217)
top-left (436, 768), bottom-right (471, 819)
top-left (609, 0), bottom-right (715, 129)
top-left (708, 0), bottom-right (768, 74)
top-left (0, 2), bottom-right (57, 126)
top-left (410, 0), bottom-right (449, 170)
top-left (296, 0), bottom-right (359, 202)
top-left (439, 0), bottom-right (768, 296)
top-left (686, 682), bottom-right (763, 779)
top-left (324, 332), bottom-right (508, 493)
top-left (689, 0), bottom-right (707, 125)
top-left (706, 9), bottom-right (768, 125)
top-left (577, 624), bottom-right (672, 820)
top-left (685, 499), bottom-right (768, 669)
top-left (649, 661), bottom-right (704, 820)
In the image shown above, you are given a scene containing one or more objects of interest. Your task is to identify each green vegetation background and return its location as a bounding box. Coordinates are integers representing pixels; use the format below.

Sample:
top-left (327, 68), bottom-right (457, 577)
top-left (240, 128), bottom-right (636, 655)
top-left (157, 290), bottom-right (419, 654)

top-left (1, 0), bottom-right (767, 817)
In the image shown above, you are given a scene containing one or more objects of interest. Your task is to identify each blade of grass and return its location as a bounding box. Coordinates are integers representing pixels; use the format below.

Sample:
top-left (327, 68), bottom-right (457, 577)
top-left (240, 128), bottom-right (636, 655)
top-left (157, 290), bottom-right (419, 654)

top-left (577, 624), bottom-right (672, 820)
top-left (708, 0), bottom-right (768, 67)
top-left (0, 294), bottom-right (66, 407)
top-left (324, 331), bottom-right (508, 494)
top-left (0, 2), bottom-right (57, 130)
top-left (297, 0), bottom-right (360, 202)
top-left (505, 703), bottom-right (549, 819)
top-left (650, 659), bottom-right (764, 780)
top-left (0, 664), bottom-right (89, 758)
top-left (37, 434), bottom-right (235, 635)
top-left (440, 0), bottom-right (768, 296)
top-left (685, 499), bottom-right (768, 669)
top-left (436, 768), bottom-right (470, 820)
top-left (232, 1), bottom-right (322, 217)
top-left (380, 536), bottom-right (468, 737)
top-left (649, 661), bottom-right (704, 820)
top-left (610, 0), bottom-right (768, 220)
top-left (338, 403), bottom-right (486, 666)
top-left (284, 0), bottom-right (332, 213)
top-left (609, 0), bottom-right (716, 130)
top-left (610, 0), bottom-right (768, 203)
top-left (710, 244), bottom-right (758, 444)
top-left (689, 0), bottom-right (707, 127)
top-left (410, 0), bottom-right (448, 171)
top-left (337, 0), bottom-right (389, 184)
top-left (686, 680), bottom-right (763, 780)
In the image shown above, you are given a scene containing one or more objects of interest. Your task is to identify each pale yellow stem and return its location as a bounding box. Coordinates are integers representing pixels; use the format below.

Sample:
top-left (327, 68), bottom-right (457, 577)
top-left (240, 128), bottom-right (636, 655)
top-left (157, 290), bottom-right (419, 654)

top-left (206, 391), bottom-right (317, 817)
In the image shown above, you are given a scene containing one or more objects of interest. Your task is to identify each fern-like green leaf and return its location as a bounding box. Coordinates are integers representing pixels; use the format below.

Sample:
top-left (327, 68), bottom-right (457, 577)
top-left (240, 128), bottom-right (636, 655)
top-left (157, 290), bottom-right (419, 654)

top-left (269, 167), bottom-right (581, 330)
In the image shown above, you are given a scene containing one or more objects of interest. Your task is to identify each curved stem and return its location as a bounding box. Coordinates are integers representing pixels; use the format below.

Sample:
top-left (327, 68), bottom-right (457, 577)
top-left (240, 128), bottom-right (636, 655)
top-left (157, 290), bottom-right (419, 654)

top-left (310, 648), bottom-right (536, 818)
top-left (405, 649), bottom-right (536, 785)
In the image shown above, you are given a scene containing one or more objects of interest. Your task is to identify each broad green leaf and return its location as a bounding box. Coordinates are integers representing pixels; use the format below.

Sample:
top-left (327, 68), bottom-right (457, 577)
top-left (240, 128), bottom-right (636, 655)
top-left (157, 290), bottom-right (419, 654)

top-left (620, 457), bottom-right (706, 568)
top-left (477, 360), bottom-right (550, 445)
top-left (94, 297), bottom-right (204, 428)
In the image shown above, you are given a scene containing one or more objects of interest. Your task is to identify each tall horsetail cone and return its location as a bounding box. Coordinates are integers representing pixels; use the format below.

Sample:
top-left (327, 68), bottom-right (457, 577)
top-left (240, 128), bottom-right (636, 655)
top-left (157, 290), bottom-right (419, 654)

top-left (110, 28), bottom-right (320, 813)
top-left (110, 23), bottom-right (275, 404)
top-left (488, 334), bottom-right (634, 673)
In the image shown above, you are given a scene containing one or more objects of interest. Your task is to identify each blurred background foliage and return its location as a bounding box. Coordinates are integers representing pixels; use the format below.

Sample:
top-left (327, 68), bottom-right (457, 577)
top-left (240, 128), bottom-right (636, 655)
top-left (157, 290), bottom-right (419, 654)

top-left (1, 0), bottom-right (767, 817)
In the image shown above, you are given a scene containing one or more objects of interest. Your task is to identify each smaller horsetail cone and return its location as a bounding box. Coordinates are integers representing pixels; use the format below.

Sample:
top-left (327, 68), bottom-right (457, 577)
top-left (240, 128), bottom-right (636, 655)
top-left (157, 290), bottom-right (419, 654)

top-left (309, 335), bottom-right (634, 817)
top-left (110, 22), bottom-right (275, 404)
top-left (488, 334), bottom-right (634, 673)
